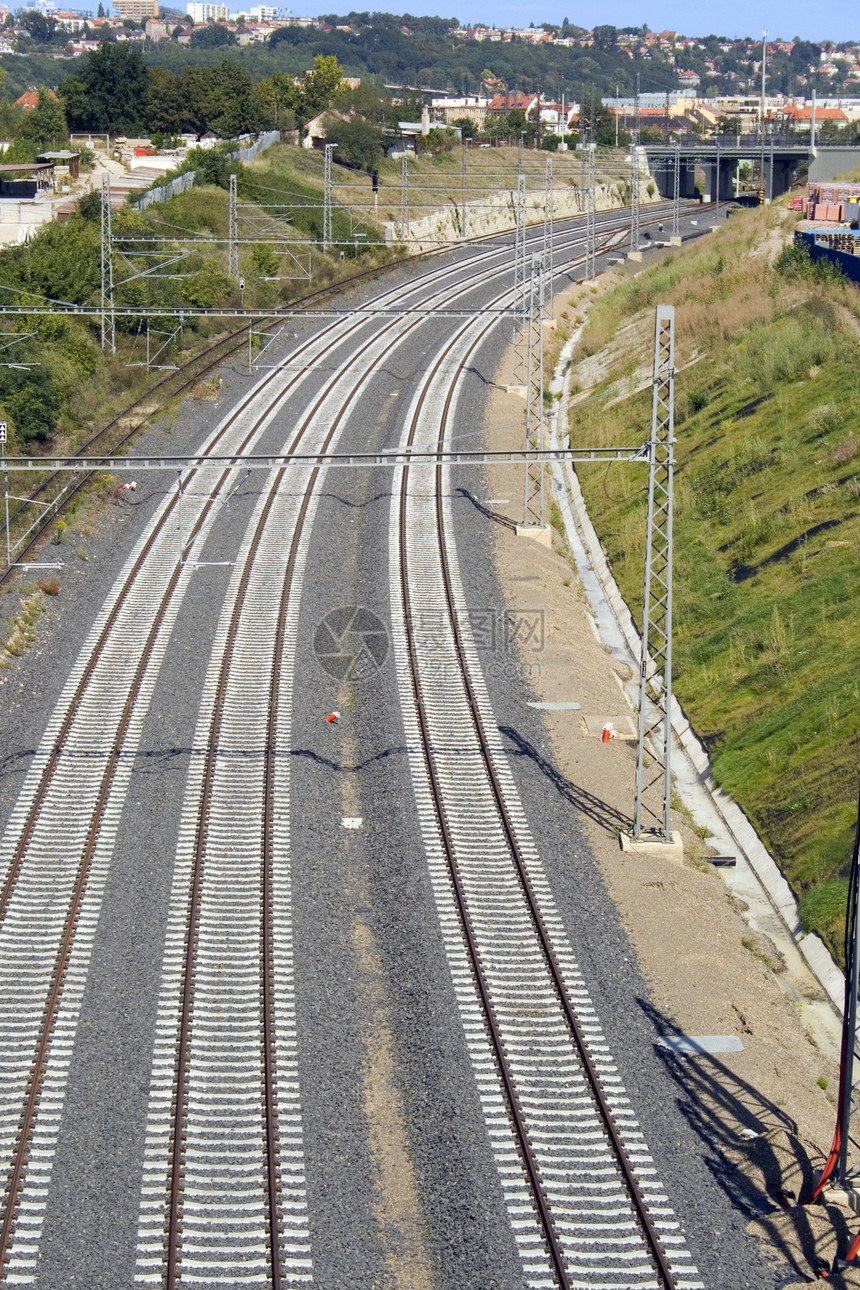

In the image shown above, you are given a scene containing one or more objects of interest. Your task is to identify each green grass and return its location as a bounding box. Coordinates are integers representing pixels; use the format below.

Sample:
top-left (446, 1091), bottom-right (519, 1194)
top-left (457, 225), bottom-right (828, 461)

top-left (570, 206), bottom-right (860, 965)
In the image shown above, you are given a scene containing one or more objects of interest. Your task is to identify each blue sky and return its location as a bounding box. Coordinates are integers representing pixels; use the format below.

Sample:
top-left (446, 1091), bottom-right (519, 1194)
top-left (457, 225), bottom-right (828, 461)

top-left (342, 4), bottom-right (856, 44)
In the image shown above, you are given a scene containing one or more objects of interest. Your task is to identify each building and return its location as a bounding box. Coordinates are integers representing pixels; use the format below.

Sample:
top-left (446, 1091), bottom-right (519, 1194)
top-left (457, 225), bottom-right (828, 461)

top-left (780, 104), bottom-right (849, 126)
top-left (430, 95), bottom-right (490, 129)
top-left (486, 92), bottom-right (538, 118)
top-left (113, 0), bottom-right (158, 18)
top-left (14, 89), bottom-right (58, 110)
top-left (185, 1), bottom-right (226, 19)
top-left (49, 11), bottom-right (89, 30)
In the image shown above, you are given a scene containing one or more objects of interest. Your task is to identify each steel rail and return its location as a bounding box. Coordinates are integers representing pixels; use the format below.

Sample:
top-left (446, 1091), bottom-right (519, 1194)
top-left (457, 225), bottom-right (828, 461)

top-left (0, 267), bottom-right (446, 1273)
top-left (0, 198), bottom-right (691, 582)
top-left (0, 327), bottom-right (339, 1273)
top-left (0, 197), bottom-right (604, 1279)
top-left (432, 369), bottom-right (679, 1290)
top-left (398, 300), bottom-right (679, 1286)
top-left (0, 198), bottom-right (693, 1279)
top-left (161, 243), bottom-right (520, 1285)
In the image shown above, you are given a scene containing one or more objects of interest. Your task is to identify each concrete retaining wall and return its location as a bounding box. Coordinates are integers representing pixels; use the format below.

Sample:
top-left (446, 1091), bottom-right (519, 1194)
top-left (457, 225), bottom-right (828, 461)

top-left (385, 175), bottom-right (650, 251)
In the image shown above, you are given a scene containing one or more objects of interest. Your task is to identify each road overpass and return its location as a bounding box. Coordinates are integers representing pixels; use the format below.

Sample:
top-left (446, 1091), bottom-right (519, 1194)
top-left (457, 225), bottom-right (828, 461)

top-left (643, 137), bottom-right (860, 203)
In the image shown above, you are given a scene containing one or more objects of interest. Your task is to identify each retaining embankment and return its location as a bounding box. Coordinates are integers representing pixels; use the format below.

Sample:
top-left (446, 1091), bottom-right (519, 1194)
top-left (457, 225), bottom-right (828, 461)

top-left (546, 316), bottom-right (845, 1034)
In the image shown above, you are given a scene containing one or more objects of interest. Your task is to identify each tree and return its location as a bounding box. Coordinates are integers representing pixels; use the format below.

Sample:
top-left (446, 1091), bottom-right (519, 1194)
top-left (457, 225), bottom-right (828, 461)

top-left (146, 65), bottom-right (189, 135)
top-left (204, 61), bottom-right (265, 137)
top-left (189, 22), bottom-right (237, 48)
top-left (327, 115), bottom-right (385, 171)
top-left (451, 116), bottom-right (475, 138)
top-left (255, 71), bottom-right (298, 131)
top-left (0, 368), bottom-right (59, 443)
top-left (97, 2), bottom-right (105, 14)
top-left (24, 91), bottom-right (68, 146)
top-left (285, 54), bottom-right (346, 122)
top-left (19, 11), bottom-right (57, 43)
top-left (592, 24), bottom-right (617, 52)
top-left (59, 43), bottom-right (148, 133)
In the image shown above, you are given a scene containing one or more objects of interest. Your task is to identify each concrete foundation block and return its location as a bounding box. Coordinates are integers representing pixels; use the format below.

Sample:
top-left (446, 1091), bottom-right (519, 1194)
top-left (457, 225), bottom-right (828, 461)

top-left (515, 524), bottom-right (552, 547)
top-left (619, 829), bottom-right (684, 862)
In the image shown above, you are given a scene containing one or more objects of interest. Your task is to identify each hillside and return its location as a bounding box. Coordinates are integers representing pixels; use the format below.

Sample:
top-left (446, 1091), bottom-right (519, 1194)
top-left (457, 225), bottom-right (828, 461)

top-left (564, 202), bottom-right (860, 963)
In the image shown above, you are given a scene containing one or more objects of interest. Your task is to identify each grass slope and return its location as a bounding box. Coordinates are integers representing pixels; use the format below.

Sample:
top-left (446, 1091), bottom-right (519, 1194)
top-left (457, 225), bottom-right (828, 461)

top-left (567, 204), bottom-right (860, 963)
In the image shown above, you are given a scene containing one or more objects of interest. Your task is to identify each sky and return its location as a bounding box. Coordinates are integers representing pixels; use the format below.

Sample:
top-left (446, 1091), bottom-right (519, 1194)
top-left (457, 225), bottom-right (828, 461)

top-left (306, 4), bottom-right (857, 45)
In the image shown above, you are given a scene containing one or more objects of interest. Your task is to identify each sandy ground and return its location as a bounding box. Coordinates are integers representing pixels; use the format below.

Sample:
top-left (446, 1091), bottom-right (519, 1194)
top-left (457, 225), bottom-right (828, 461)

top-left (484, 273), bottom-right (860, 1286)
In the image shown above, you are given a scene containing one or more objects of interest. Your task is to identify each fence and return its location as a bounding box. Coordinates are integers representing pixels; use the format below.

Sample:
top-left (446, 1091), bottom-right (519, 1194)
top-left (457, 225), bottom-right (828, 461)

top-left (797, 228), bottom-right (860, 285)
top-left (131, 130), bottom-right (281, 210)
top-left (133, 169), bottom-right (195, 211)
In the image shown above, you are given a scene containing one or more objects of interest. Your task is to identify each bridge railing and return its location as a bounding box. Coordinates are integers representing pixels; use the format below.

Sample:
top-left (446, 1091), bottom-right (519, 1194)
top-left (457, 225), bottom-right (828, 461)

top-left (644, 132), bottom-right (812, 152)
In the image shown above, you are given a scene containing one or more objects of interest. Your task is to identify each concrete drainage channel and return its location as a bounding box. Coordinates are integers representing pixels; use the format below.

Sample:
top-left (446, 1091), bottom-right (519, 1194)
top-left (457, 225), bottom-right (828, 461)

top-left (547, 315), bottom-right (845, 1059)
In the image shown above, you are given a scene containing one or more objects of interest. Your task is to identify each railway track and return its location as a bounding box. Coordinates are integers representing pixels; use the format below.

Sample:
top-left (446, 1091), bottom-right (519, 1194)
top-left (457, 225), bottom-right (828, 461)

top-left (0, 200), bottom-right (707, 1288)
top-left (0, 199), bottom-right (697, 582)
top-left (0, 242), bottom-right (531, 1282)
top-left (388, 285), bottom-right (704, 1288)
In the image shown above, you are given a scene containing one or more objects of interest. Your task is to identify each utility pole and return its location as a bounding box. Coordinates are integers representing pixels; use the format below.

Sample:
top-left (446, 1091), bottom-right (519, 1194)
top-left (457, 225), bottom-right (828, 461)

top-left (629, 73), bottom-right (641, 253)
top-left (672, 140), bottom-right (680, 240)
top-left (228, 173), bottom-right (238, 278)
top-left (760, 30), bottom-right (767, 134)
top-left (323, 143), bottom-right (334, 252)
top-left (400, 150), bottom-right (409, 241)
top-left (634, 71), bottom-right (641, 145)
top-left (100, 172), bottom-right (114, 355)
top-left (521, 253), bottom-right (546, 529)
top-left (629, 146), bottom-right (640, 254)
top-left (543, 154), bottom-right (554, 312)
top-left (461, 140), bottom-right (467, 240)
top-left (633, 304), bottom-right (675, 843)
top-left (584, 141), bottom-right (596, 280)
top-left (714, 133), bottom-right (721, 223)
top-left (511, 174), bottom-right (528, 386)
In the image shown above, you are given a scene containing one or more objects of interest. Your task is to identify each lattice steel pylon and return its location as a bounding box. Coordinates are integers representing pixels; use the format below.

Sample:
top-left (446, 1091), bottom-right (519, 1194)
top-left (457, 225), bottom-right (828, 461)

top-left (228, 174), bottom-right (239, 277)
top-left (542, 155), bottom-right (554, 312)
top-left (323, 143), bottom-right (334, 252)
top-left (584, 142), bottom-right (596, 281)
top-left (629, 147), bottom-right (641, 254)
top-left (511, 174), bottom-right (528, 386)
top-left (633, 304), bottom-right (675, 842)
top-left (100, 172), bottom-right (115, 354)
top-left (672, 141), bottom-right (681, 240)
top-left (521, 253), bottom-right (547, 528)
top-left (399, 151), bottom-right (409, 241)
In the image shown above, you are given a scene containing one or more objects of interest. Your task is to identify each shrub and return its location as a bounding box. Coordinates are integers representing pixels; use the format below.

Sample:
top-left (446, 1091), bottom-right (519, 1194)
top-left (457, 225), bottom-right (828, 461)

top-left (832, 440), bottom-right (858, 466)
top-left (741, 315), bottom-right (836, 393)
top-left (0, 368), bottom-right (59, 444)
top-left (810, 404), bottom-right (845, 437)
